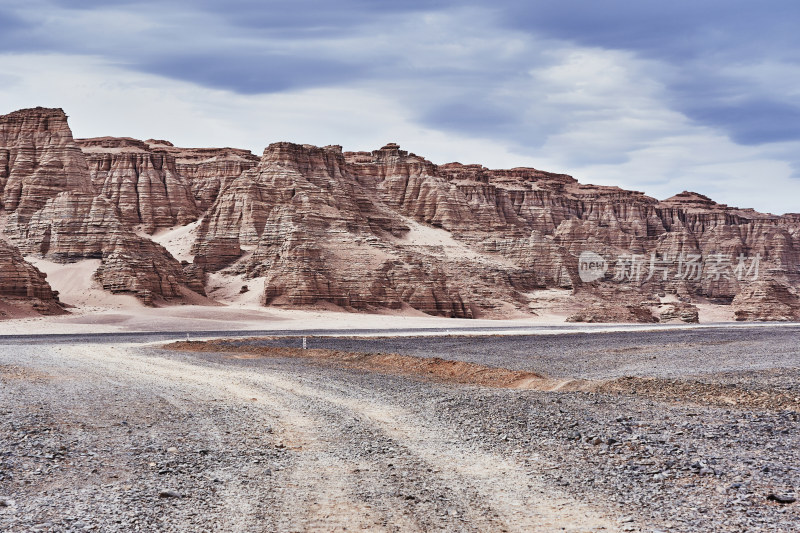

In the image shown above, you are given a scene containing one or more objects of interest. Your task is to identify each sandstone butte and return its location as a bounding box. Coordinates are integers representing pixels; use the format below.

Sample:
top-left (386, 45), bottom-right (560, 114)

top-left (1, 107), bottom-right (798, 322)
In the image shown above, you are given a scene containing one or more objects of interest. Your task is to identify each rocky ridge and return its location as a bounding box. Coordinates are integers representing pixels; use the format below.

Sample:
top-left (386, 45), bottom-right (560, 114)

top-left (193, 141), bottom-right (799, 319)
top-left (0, 239), bottom-right (63, 317)
top-left (1, 108), bottom-right (197, 305)
top-left (1, 107), bottom-right (799, 320)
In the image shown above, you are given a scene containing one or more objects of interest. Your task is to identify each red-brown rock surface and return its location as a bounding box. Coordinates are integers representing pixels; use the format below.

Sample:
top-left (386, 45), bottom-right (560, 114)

top-left (76, 137), bottom-right (199, 232)
top-left (145, 140), bottom-right (260, 212)
top-left (2, 106), bottom-right (799, 321)
top-left (732, 280), bottom-right (800, 321)
top-left (0, 240), bottom-right (63, 317)
top-left (193, 142), bottom-right (476, 317)
top-left (1, 108), bottom-right (198, 310)
top-left (13, 191), bottom-right (190, 303)
top-left (1, 107), bottom-right (93, 223)
top-left (186, 140), bottom-right (800, 320)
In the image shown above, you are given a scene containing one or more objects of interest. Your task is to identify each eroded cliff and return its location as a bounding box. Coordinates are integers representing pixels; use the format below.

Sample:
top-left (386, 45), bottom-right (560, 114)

top-left (1, 108), bottom-right (198, 307)
top-left (2, 106), bottom-right (798, 321)
top-left (0, 239), bottom-right (63, 317)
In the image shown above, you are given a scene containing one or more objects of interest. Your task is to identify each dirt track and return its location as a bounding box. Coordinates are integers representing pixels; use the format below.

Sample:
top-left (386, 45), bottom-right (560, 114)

top-left (1, 342), bottom-right (618, 532)
top-left (1, 329), bottom-right (799, 532)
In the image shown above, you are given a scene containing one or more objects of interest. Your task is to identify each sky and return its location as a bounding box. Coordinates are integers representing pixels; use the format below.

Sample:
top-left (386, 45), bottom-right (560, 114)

top-left (1, 1), bottom-right (800, 214)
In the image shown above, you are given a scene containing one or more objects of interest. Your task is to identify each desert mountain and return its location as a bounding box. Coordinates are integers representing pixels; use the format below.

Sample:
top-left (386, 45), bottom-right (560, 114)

top-left (1, 107), bottom-right (798, 321)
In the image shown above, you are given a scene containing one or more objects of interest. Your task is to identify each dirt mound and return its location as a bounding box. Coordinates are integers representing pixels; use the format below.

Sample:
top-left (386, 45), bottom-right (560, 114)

top-left (168, 340), bottom-right (544, 388)
top-left (167, 339), bottom-right (800, 412)
top-left (596, 376), bottom-right (800, 411)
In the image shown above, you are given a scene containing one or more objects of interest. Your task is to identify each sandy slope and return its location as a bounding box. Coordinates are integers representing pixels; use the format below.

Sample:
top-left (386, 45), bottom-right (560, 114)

top-left (147, 220), bottom-right (201, 263)
top-left (0, 227), bottom-right (743, 335)
top-left (0, 304), bottom-right (575, 335)
top-left (395, 215), bottom-right (517, 267)
top-left (25, 258), bottom-right (144, 310)
top-left (3, 252), bottom-right (577, 335)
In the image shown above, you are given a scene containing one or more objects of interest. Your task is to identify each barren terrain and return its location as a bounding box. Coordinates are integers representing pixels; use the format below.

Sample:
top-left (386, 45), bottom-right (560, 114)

top-left (1, 326), bottom-right (798, 532)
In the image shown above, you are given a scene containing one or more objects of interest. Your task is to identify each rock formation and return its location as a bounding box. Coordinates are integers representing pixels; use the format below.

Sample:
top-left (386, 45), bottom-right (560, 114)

top-left (1, 108), bottom-right (198, 308)
top-left (0, 240), bottom-right (63, 316)
top-left (76, 137), bottom-right (199, 232)
top-left (192, 142), bottom-right (476, 317)
top-left (184, 140), bottom-right (800, 320)
top-left (13, 191), bottom-right (191, 303)
top-left (732, 280), bottom-right (800, 321)
top-left (145, 140), bottom-right (259, 211)
top-left (1, 107), bottom-right (93, 223)
top-left (2, 106), bottom-right (799, 321)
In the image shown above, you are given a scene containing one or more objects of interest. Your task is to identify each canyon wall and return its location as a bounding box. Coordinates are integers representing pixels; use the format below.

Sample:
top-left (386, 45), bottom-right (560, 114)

top-left (1, 108), bottom-right (197, 305)
top-left (76, 137), bottom-right (198, 232)
top-left (0, 239), bottom-right (63, 317)
top-left (2, 107), bottom-right (798, 321)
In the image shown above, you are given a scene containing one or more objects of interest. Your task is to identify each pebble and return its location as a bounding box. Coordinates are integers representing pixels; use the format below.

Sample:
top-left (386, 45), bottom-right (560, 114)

top-left (4, 333), bottom-right (800, 533)
top-left (766, 493), bottom-right (796, 504)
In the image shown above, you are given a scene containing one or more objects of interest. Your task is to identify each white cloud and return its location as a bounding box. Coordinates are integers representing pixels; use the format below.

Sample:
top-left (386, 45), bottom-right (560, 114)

top-left (0, 53), bottom-right (536, 166)
top-left (505, 47), bottom-right (800, 214)
top-left (2, 39), bottom-right (800, 215)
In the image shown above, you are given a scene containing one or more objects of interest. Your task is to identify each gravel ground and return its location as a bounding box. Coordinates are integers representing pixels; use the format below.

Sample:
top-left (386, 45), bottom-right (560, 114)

top-left (1, 327), bottom-right (798, 532)
top-left (232, 325), bottom-right (800, 379)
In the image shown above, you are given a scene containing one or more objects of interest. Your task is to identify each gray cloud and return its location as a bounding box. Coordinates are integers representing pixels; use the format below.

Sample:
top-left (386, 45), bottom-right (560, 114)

top-left (3, 0), bottom-right (800, 200)
top-left (491, 1), bottom-right (800, 146)
top-left (495, 1), bottom-right (800, 63)
top-left (684, 99), bottom-right (800, 145)
top-left (0, 7), bottom-right (41, 50)
top-left (140, 53), bottom-right (368, 94)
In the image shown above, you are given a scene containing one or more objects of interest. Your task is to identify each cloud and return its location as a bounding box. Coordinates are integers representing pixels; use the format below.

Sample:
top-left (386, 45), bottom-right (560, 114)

top-left (684, 100), bottom-right (800, 145)
top-left (0, 53), bottom-right (540, 167)
top-left (140, 53), bottom-right (367, 94)
top-left (492, 1), bottom-right (800, 148)
top-left (496, 1), bottom-right (800, 63)
top-left (7, 1), bottom-right (800, 151)
top-left (1, 1), bottom-right (800, 214)
top-left (0, 6), bottom-right (40, 51)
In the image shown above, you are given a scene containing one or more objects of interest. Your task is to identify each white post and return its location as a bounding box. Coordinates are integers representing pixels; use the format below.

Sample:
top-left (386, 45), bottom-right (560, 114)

top-left (302, 336), bottom-right (307, 350)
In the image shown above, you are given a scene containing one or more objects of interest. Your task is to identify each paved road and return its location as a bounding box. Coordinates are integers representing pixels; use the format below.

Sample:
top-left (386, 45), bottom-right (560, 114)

top-left (0, 321), bottom-right (796, 346)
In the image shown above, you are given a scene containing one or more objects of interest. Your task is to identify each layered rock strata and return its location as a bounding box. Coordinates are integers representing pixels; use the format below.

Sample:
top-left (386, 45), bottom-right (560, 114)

top-left (2, 106), bottom-right (799, 321)
top-left (1, 107), bottom-right (93, 223)
top-left (1, 108), bottom-right (195, 307)
top-left (185, 141), bottom-right (800, 320)
top-left (732, 281), bottom-right (800, 321)
top-left (193, 142), bottom-right (476, 317)
top-left (145, 140), bottom-right (259, 211)
top-left (0, 240), bottom-right (63, 316)
top-left (76, 137), bottom-right (199, 232)
top-left (13, 191), bottom-right (189, 303)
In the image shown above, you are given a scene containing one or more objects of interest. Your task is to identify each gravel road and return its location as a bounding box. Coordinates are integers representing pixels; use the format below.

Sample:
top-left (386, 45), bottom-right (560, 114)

top-left (1, 327), bottom-right (798, 532)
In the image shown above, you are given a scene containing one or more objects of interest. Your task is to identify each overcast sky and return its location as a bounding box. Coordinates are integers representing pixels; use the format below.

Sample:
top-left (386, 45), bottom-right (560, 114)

top-left (2, 1), bottom-right (799, 213)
